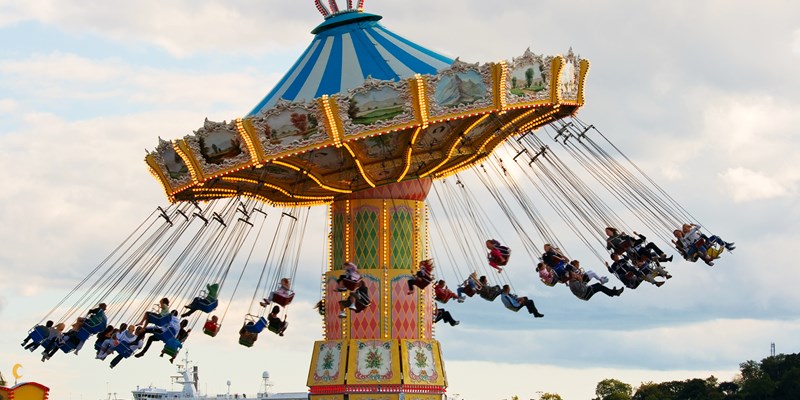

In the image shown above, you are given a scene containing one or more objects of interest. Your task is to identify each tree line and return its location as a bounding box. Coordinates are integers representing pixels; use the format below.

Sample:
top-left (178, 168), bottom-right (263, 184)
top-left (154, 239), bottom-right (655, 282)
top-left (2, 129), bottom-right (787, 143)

top-left (526, 352), bottom-right (800, 400)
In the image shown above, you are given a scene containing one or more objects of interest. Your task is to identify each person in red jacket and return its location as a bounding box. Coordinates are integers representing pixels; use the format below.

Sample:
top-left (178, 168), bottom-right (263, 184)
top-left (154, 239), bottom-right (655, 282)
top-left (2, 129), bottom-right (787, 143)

top-left (434, 280), bottom-right (463, 303)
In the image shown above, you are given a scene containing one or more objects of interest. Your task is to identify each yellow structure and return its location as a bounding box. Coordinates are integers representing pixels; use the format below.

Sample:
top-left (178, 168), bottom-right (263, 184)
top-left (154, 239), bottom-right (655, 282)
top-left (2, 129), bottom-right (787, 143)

top-left (0, 383), bottom-right (50, 400)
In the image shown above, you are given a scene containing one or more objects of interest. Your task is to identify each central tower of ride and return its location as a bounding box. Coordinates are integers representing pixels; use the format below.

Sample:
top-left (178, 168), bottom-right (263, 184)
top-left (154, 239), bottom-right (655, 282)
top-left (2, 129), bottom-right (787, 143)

top-left (146, 1), bottom-right (589, 399)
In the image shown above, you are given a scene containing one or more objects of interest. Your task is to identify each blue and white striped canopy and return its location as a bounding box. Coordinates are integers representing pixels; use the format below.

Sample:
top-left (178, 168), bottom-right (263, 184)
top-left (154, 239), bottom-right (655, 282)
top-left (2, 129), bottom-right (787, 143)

top-left (247, 11), bottom-right (454, 116)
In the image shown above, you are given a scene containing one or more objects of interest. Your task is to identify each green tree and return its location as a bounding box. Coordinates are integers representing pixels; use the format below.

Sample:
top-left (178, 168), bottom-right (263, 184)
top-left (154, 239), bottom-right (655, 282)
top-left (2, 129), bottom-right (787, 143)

top-left (596, 378), bottom-right (633, 400)
top-left (524, 68), bottom-right (534, 88)
top-left (633, 381), bottom-right (672, 400)
top-left (539, 393), bottom-right (563, 400)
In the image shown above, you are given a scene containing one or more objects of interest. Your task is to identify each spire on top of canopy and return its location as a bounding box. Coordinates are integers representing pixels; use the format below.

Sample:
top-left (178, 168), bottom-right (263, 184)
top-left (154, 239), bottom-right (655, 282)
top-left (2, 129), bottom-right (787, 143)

top-left (315, 0), bottom-right (366, 19)
top-left (247, 0), bottom-right (453, 116)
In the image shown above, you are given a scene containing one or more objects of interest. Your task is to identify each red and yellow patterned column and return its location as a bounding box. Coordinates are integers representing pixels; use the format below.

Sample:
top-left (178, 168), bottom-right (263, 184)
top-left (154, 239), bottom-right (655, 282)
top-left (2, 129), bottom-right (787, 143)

top-left (309, 179), bottom-right (447, 400)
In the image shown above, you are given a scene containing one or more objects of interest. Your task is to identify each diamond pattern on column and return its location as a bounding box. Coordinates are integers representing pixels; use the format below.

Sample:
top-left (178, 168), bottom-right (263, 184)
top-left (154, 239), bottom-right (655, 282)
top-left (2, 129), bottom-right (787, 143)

top-left (350, 275), bottom-right (380, 339)
top-left (353, 207), bottom-right (379, 269)
top-left (326, 277), bottom-right (341, 340)
top-left (390, 207), bottom-right (413, 270)
top-left (423, 285), bottom-right (433, 339)
top-left (391, 275), bottom-right (418, 339)
top-left (332, 211), bottom-right (345, 268)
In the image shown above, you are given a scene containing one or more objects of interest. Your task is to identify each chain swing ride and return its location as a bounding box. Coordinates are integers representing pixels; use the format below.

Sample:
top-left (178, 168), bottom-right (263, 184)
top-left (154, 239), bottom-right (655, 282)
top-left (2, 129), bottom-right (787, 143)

top-left (22, 1), bottom-right (734, 399)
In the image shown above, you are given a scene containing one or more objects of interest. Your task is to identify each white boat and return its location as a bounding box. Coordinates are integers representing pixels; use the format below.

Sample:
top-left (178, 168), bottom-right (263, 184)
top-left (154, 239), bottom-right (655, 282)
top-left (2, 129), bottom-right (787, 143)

top-left (130, 354), bottom-right (306, 400)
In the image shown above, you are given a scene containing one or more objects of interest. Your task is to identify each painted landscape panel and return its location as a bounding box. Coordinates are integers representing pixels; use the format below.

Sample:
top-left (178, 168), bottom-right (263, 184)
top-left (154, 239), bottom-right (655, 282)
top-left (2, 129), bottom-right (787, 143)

top-left (434, 70), bottom-right (488, 107)
top-left (560, 60), bottom-right (578, 98)
top-left (509, 62), bottom-right (546, 96)
top-left (262, 108), bottom-right (321, 146)
top-left (348, 86), bottom-right (405, 125)
top-left (199, 128), bottom-right (242, 165)
top-left (162, 146), bottom-right (189, 180)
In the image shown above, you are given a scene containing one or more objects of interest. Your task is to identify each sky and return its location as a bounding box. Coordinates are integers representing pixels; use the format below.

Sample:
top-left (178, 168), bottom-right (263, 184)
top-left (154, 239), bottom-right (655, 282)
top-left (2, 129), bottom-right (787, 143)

top-left (0, 0), bottom-right (799, 399)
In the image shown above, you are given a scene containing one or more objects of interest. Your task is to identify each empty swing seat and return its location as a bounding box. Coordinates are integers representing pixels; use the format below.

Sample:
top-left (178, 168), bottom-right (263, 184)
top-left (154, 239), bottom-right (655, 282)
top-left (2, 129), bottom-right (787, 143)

top-left (271, 291), bottom-right (295, 307)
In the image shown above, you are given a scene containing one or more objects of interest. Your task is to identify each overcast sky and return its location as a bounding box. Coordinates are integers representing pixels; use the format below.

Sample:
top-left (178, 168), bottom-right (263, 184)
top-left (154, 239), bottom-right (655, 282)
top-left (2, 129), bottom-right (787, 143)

top-left (1, 1), bottom-right (799, 399)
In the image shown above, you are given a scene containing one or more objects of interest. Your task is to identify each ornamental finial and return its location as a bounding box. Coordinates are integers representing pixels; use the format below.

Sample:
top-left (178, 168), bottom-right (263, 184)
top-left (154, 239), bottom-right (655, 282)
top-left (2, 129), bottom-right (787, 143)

top-left (314, 0), bottom-right (364, 18)
top-left (314, 0), bottom-right (331, 17)
top-left (328, 0), bottom-right (340, 13)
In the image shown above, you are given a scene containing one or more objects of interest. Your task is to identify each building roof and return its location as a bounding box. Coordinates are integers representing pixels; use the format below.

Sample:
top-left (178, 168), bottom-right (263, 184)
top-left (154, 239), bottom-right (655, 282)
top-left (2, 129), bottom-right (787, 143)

top-left (247, 10), bottom-right (453, 116)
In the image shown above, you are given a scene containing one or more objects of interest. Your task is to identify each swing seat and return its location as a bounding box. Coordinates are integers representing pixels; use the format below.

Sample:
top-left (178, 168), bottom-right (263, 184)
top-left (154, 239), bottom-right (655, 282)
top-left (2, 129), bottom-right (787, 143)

top-left (162, 338), bottom-right (182, 357)
top-left (271, 292), bottom-right (295, 307)
top-left (84, 315), bottom-right (107, 335)
top-left (339, 299), bottom-right (371, 313)
top-left (500, 296), bottom-right (523, 312)
top-left (76, 326), bottom-right (95, 342)
top-left (707, 245), bottom-right (724, 259)
top-left (239, 333), bottom-right (257, 347)
top-left (203, 321), bottom-right (220, 337)
top-left (146, 312), bottom-right (171, 327)
top-left (28, 326), bottom-right (49, 343)
top-left (435, 295), bottom-right (451, 304)
top-left (59, 336), bottom-right (82, 353)
top-left (480, 286), bottom-right (502, 301)
top-left (196, 298), bottom-right (218, 313)
top-left (461, 285), bottom-right (476, 297)
top-left (267, 321), bottom-right (287, 335)
top-left (412, 275), bottom-right (433, 289)
top-left (342, 277), bottom-right (361, 291)
top-left (115, 342), bottom-right (135, 358)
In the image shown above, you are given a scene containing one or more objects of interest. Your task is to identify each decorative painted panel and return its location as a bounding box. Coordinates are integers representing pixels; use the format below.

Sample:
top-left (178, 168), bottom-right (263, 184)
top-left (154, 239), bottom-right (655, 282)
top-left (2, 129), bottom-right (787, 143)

top-left (426, 60), bottom-right (494, 120)
top-left (390, 273), bottom-right (418, 339)
top-left (247, 99), bottom-right (330, 158)
top-left (148, 139), bottom-right (192, 193)
top-left (307, 340), bottom-right (348, 386)
top-left (332, 211), bottom-right (345, 268)
top-left (349, 274), bottom-right (381, 339)
top-left (353, 206), bottom-right (380, 269)
top-left (182, 119), bottom-right (253, 180)
top-left (336, 78), bottom-right (416, 138)
top-left (390, 206), bottom-right (414, 270)
top-left (505, 49), bottom-right (554, 106)
top-left (346, 339), bottom-right (402, 385)
top-left (559, 49), bottom-right (581, 102)
top-left (325, 275), bottom-right (342, 340)
top-left (348, 395), bottom-right (399, 400)
top-left (400, 340), bottom-right (446, 386)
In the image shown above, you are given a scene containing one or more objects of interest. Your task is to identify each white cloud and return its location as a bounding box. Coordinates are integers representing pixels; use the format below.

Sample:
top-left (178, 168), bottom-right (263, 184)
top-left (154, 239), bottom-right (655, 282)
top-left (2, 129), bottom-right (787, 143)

top-left (0, 98), bottom-right (18, 114)
top-left (720, 167), bottom-right (789, 202)
top-left (0, 52), bottom-right (280, 115)
top-left (794, 29), bottom-right (800, 54)
top-left (0, 0), bottom-right (314, 56)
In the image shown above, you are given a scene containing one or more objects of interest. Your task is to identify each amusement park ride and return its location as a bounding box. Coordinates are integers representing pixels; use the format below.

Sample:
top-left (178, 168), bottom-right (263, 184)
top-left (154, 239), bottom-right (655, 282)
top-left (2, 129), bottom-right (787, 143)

top-left (23, 1), bottom-right (733, 400)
